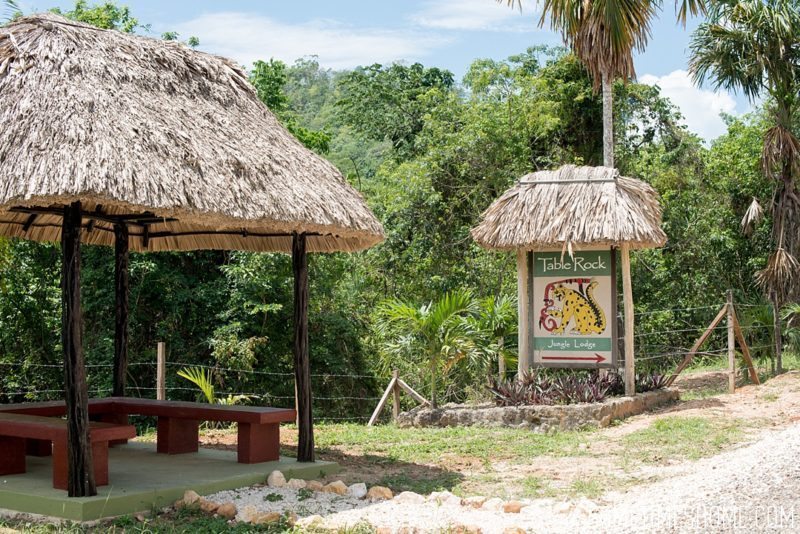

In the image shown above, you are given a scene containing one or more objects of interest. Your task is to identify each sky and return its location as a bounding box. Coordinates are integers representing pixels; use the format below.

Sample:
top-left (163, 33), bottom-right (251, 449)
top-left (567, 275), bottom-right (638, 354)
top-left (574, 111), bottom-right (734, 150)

top-left (23, 0), bottom-right (750, 142)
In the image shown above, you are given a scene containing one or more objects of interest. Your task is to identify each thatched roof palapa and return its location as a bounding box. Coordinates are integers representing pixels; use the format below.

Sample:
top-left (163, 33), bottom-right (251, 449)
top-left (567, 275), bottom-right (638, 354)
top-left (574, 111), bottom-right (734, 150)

top-left (471, 165), bottom-right (666, 251)
top-left (0, 14), bottom-right (384, 253)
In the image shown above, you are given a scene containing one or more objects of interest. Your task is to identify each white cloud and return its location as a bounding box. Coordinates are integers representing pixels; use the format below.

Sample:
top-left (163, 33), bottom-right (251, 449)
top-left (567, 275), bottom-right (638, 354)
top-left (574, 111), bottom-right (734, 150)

top-left (171, 13), bottom-right (449, 70)
top-left (410, 0), bottom-right (536, 31)
top-left (639, 70), bottom-right (738, 142)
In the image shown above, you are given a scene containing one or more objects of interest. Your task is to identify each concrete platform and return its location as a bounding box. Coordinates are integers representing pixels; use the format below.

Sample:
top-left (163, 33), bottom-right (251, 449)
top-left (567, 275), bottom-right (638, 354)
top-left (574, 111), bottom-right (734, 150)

top-left (0, 442), bottom-right (339, 521)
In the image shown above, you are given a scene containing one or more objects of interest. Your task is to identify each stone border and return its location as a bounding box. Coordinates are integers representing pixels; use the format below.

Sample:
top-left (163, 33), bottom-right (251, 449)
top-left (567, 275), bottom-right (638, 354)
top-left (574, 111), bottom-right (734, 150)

top-left (396, 389), bottom-right (679, 431)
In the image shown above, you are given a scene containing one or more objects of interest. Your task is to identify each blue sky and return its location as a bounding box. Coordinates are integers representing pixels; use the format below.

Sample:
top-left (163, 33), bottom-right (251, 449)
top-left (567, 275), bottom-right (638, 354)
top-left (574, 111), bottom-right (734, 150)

top-left (24, 0), bottom-right (749, 141)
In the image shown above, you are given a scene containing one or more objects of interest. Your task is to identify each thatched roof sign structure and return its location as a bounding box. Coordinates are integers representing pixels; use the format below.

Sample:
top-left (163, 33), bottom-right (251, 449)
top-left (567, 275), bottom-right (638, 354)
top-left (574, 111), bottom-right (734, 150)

top-left (471, 165), bottom-right (665, 392)
top-left (471, 165), bottom-right (666, 252)
top-left (0, 14), bottom-right (383, 497)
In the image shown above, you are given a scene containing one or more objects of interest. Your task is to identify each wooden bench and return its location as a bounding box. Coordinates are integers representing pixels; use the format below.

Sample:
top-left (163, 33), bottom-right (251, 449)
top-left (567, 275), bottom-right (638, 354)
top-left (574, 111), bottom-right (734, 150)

top-left (0, 412), bottom-right (136, 490)
top-left (0, 398), bottom-right (296, 464)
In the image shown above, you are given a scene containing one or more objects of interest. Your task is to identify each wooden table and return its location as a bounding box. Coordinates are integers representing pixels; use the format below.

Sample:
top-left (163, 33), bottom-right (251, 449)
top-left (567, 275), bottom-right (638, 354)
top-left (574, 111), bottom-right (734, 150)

top-left (0, 398), bottom-right (296, 464)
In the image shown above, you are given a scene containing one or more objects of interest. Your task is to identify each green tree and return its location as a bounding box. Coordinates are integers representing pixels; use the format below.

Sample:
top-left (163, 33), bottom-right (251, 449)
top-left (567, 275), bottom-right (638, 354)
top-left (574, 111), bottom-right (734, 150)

top-left (376, 290), bottom-right (478, 408)
top-left (471, 295), bottom-right (517, 380)
top-left (51, 0), bottom-right (140, 32)
top-left (250, 58), bottom-right (331, 154)
top-left (690, 0), bottom-right (800, 373)
top-left (336, 63), bottom-right (455, 159)
top-left (501, 0), bottom-right (705, 167)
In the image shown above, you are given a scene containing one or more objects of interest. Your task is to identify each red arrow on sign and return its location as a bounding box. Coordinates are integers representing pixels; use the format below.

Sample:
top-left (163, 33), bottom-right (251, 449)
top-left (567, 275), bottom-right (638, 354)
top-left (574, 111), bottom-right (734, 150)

top-left (541, 354), bottom-right (606, 363)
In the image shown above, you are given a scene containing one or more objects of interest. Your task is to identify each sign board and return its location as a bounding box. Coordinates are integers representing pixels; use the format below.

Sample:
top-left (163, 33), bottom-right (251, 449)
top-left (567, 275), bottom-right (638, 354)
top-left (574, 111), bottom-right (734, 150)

top-left (529, 249), bottom-right (617, 368)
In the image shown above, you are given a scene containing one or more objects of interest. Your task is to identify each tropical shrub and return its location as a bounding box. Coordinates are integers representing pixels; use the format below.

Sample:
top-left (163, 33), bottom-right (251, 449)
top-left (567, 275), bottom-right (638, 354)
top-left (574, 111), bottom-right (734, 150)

top-left (487, 369), bottom-right (669, 406)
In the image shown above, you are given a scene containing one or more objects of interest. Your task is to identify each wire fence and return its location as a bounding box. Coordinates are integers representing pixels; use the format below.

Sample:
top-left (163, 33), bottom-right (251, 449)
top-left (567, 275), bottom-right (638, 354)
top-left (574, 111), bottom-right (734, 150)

top-left (0, 300), bottom-right (781, 421)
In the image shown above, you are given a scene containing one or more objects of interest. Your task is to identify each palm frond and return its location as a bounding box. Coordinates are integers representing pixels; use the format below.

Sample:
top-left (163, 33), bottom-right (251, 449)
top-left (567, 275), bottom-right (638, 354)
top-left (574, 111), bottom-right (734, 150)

top-left (539, 0), bottom-right (658, 87)
top-left (177, 366), bottom-right (216, 404)
top-left (2, 0), bottom-right (21, 23)
top-left (675, 0), bottom-right (706, 26)
top-left (756, 248), bottom-right (800, 299)
top-left (762, 125), bottom-right (800, 175)
top-left (741, 197), bottom-right (764, 235)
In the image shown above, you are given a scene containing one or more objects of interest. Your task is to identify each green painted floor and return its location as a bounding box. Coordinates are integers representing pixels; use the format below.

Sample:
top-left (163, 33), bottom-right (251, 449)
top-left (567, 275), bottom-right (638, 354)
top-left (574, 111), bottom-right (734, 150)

top-left (0, 443), bottom-right (339, 521)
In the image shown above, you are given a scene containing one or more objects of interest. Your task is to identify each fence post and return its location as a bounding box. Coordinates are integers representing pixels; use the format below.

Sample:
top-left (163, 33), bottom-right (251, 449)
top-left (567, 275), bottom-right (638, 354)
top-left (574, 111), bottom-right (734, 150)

top-left (156, 342), bottom-right (166, 401)
top-left (727, 291), bottom-right (735, 394)
top-left (392, 369), bottom-right (400, 421)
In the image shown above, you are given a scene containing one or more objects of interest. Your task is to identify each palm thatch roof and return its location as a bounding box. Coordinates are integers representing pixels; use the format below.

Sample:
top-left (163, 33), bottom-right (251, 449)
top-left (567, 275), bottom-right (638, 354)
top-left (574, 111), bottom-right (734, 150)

top-left (471, 165), bottom-right (666, 251)
top-left (0, 14), bottom-right (384, 253)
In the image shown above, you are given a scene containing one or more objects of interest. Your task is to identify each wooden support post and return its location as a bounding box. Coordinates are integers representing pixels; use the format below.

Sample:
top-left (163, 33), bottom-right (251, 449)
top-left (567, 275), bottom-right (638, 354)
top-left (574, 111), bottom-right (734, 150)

top-left (392, 369), bottom-right (400, 421)
top-left (517, 250), bottom-right (530, 377)
top-left (293, 233), bottom-right (314, 462)
top-left (61, 201), bottom-right (96, 497)
top-left (369, 372), bottom-right (430, 426)
top-left (156, 342), bottom-right (166, 401)
top-left (666, 305), bottom-right (727, 386)
top-left (368, 375), bottom-right (398, 427)
top-left (621, 244), bottom-right (635, 396)
top-left (732, 313), bottom-right (761, 385)
top-left (113, 223), bottom-right (129, 397)
top-left (397, 379), bottom-right (430, 406)
top-left (727, 290), bottom-right (735, 394)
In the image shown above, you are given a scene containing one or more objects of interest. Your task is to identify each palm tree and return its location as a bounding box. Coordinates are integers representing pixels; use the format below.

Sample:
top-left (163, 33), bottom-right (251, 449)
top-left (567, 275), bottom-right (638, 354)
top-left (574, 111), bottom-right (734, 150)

top-left (2, 0), bottom-right (21, 23)
top-left (472, 295), bottom-right (517, 380)
top-left (500, 1), bottom-right (705, 167)
top-left (376, 290), bottom-right (478, 408)
top-left (690, 0), bottom-right (800, 374)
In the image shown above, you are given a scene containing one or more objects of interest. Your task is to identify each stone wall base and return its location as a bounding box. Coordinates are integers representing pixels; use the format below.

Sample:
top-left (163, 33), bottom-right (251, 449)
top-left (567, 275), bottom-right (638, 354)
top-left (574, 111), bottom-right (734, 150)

top-left (396, 389), bottom-right (679, 432)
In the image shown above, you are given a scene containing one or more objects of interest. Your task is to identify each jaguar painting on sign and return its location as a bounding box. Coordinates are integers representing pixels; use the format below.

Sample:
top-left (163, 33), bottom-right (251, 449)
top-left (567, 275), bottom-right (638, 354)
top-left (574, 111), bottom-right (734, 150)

top-left (529, 249), bottom-right (617, 368)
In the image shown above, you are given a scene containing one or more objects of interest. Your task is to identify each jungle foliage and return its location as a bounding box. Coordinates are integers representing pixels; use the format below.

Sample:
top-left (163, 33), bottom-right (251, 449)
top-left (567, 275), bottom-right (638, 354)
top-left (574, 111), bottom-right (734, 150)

top-left (0, 2), bottom-right (791, 418)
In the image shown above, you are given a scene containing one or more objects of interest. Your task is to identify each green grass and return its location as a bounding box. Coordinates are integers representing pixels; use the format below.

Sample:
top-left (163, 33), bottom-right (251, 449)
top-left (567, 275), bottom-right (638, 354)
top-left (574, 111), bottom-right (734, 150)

top-left (378, 471), bottom-right (464, 495)
top-left (680, 385), bottom-right (729, 401)
top-left (520, 476), bottom-right (552, 498)
top-left (621, 416), bottom-right (743, 465)
top-left (685, 351), bottom-right (800, 374)
top-left (568, 479), bottom-right (604, 498)
top-left (314, 423), bottom-right (593, 465)
top-left (0, 506), bottom-right (299, 533)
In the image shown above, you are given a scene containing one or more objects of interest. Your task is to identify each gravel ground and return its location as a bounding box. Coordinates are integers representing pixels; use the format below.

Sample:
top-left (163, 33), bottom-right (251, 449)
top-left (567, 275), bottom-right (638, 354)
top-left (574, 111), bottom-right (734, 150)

top-left (208, 423), bottom-right (800, 533)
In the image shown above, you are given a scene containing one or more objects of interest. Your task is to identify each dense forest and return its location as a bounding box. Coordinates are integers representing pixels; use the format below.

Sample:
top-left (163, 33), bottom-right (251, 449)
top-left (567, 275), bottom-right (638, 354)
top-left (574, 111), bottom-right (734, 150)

top-left (0, 2), bottom-right (790, 419)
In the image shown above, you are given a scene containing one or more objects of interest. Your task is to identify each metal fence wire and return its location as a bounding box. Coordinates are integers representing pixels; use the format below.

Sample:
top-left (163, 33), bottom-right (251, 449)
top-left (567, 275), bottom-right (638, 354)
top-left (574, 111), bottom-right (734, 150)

top-left (0, 300), bottom-right (779, 422)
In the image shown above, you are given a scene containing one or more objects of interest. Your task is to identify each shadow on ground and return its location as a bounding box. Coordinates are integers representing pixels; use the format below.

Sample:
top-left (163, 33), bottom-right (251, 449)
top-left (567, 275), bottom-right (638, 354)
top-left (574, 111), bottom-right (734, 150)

top-left (200, 439), bottom-right (465, 495)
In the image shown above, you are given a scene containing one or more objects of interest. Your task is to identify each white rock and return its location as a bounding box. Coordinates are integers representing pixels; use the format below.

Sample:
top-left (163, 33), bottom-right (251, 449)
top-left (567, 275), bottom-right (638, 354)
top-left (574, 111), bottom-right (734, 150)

top-left (287, 478), bottom-right (307, 489)
top-left (367, 486), bottom-right (394, 500)
top-left (429, 490), bottom-right (457, 504)
top-left (216, 502), bottom-right (237, 520)
top-left (242, 505), bottom-right (259, 523)
top-left (322, 480), bottom-right (348, 495)
top-left (297, 515), bottom-right (324, 528)
top-left (266, 470), bottom-right (286, 488)
top-left (553, 501), bottom-right (574, 514)
top-left (444, 494), bottom-right (463, 506)
top-left (575, 497), bottom-right (599, 516)
top-left (482, 497), bottom-right (505, 511)
top-left (182, 490), bottom-right (200, 505)
top-left (462, 496), bottom-right (488, 508)
top-left (394, 491), bottom-right (426, 504)
top-left (347, 482), bottom-right (368, 499)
